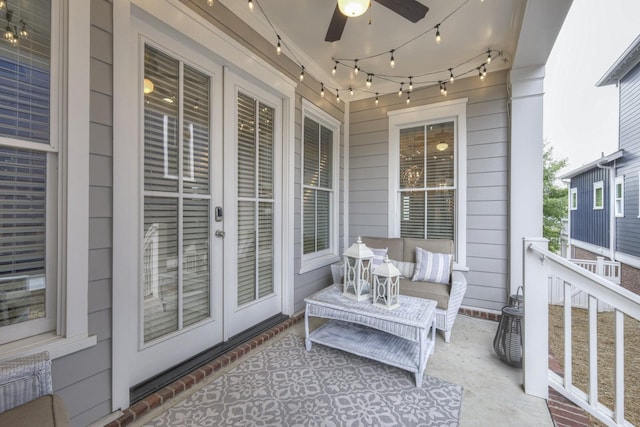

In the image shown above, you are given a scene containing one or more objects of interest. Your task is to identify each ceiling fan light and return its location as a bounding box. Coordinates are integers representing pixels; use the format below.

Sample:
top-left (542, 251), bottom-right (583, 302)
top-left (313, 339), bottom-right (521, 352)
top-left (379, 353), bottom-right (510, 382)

top-left (338, 0), bottom-right (370, 17)
top-left (436, 142), bottom-right (448, 151)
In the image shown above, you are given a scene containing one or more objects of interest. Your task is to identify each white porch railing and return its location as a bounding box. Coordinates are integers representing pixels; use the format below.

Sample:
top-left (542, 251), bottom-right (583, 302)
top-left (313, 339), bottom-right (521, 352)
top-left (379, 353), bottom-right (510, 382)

top-left (569, 257), bottom-right (621, 284)
top-left (523, 238), bottom-right (640, 427)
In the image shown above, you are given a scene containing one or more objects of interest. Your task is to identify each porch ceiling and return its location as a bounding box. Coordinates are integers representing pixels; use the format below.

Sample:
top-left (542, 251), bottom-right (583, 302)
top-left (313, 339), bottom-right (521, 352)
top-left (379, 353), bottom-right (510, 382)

top-left (218, 0), bottom-right (526, 100)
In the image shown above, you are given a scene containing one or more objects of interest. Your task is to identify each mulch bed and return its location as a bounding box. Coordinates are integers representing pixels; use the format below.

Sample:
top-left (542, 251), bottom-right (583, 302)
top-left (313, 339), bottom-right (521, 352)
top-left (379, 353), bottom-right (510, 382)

top-left (548, 305), bottom-right (640, 426)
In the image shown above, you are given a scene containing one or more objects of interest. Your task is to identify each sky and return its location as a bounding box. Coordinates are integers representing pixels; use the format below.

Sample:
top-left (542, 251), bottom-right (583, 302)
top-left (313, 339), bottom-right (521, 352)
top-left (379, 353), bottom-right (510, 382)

top-left (543, 0), bottom-right (640, 175)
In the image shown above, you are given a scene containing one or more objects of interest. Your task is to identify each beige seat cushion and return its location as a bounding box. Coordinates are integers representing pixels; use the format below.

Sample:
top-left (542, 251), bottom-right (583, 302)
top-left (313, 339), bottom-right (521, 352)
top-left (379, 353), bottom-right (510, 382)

top-left (0, 394), bottom-right (70, 427)
top-left (361, 236), bottom-right (404, 261)
top-left (400, 278), bottom-right (450, 310)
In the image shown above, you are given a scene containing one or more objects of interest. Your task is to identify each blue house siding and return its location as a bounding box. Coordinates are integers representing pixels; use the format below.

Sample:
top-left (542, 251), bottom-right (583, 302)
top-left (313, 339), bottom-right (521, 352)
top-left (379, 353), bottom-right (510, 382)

top-left (570, 168), bottom-right (609, 249)
top-left (616, 61), bottom-right (640, 258)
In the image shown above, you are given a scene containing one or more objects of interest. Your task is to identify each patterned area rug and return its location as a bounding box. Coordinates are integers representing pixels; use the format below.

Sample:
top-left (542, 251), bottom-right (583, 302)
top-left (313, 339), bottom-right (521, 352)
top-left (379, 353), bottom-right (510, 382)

top-left (145, 334), bottom-right (463, 426)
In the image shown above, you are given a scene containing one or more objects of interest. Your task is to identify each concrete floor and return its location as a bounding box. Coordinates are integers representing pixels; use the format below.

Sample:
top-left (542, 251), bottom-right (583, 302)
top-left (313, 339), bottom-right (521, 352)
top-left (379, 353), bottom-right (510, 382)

top-left (133, 314), bottom-right (553, 426)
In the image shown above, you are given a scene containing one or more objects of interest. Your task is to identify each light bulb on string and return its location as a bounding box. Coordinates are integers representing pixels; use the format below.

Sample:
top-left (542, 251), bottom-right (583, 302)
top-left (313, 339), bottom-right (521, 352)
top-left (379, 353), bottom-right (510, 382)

top-left (366, 74), bottom-right (372, 88)
top-left (248, 0), bottom-right (254, 11)
top-left (486, 50), bottom-right (492, 64)
top-left (390, 50), bottom-right (395, 68)
top-left (398, 83), bottom-right (403, 97)
top-left (478, 67), bottom-right (485, 81)
top-left (299, 65), bottom-right (305, 81)
top-left (336, 89), bottom-right (340, 103)
top-left (332, 61), bottom-right (338, 75)
top-left (449, 68), bottom-right (454, 84)
top-left (320, 83), bottom-right (325, 97)
top-left (354, 59), bottom-right (359, 76)
top-left (439, 81), bottom-right (444, 94)
top-left (350, 87), bottom-right (354, 96)
top-left (375, 93), bottom-right (379, 105)
top-left (276, 36), bottom-right (281, 55)
top-left (435, 24), bottom-right (441, 44)
top-left (406, 92), bottom-right (411, 104)
top-left (207, 0), bottom-right (213, 6)
top-left (409, 77), bottom-right (413, 91)
top-left (442, 83), bottom-right (447, 96)
top-left (482, 65), bottom-right (487, 77)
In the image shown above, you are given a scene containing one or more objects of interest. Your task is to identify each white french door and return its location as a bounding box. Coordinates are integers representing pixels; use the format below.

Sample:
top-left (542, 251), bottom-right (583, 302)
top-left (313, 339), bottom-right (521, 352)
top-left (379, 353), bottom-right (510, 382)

top-left (223, 70), bottom-right (283, 339)
top-left (129, 32), bottom-right (224, 386)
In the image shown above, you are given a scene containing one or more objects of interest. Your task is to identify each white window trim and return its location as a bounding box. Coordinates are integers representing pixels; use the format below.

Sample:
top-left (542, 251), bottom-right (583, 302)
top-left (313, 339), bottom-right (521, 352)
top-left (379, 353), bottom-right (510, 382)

top-left (387, 98), bottom-right (468, 270)
top-left (570, 187), bottom-right (578, 210)
top-left (0, 0), bottom-right (95, 361)
top-left (593, 181), bottom-right (604, 210)
top-left (299, 98), bottom-right (341, 273)
top-left (637, 172), bottom-right (640, 218)
top-left (614, 176), bottom-right (624, 217)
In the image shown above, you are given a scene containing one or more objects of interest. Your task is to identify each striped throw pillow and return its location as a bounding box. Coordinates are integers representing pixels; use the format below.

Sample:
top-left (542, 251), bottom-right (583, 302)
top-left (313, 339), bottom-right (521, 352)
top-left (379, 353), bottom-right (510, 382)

top-left (391, 260), bottom-right (415, 278)
top-left (411, 247), bottom-right (452, 284)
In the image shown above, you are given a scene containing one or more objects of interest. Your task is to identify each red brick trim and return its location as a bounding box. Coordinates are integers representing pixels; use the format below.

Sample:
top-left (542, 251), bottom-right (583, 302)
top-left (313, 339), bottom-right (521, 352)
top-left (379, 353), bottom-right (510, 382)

top-left (107, 314), bottom-right (304, 427)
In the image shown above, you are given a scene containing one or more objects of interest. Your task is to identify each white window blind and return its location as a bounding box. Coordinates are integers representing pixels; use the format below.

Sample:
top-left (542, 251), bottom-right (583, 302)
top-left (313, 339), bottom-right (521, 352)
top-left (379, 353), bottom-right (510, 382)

top-left (142, 44), bottom-right (211, 343)
top-left (237, 92), bottom-right (274, 306)
top-left (0, 0), bottom-right (53, 340)
top-left (303, 117), bottom-right (333, 254)
top-left (398, 121), bottom-right (455, 241)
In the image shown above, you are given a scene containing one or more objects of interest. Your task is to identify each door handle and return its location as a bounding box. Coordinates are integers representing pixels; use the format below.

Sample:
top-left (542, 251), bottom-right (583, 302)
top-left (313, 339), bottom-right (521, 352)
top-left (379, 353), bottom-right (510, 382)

top-left (215, 230), bottom-right (225, 238)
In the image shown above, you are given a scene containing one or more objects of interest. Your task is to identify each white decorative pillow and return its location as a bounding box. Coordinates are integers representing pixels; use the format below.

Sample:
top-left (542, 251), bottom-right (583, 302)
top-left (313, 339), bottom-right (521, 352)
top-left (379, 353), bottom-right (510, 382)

top-left (391, 260), bottom-right (416, 278)
top-left (411, 247), bottom-right (452, 284)
top-left (369, 247), bottom-right (388, 270)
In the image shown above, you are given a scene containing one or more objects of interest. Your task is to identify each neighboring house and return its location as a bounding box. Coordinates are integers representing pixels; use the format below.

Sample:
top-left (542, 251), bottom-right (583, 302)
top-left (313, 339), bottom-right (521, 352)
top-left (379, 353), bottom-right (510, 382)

top-left (0, 0), bottom-right (572, 425)
top-left (562, 35), bottom-right (640, 295)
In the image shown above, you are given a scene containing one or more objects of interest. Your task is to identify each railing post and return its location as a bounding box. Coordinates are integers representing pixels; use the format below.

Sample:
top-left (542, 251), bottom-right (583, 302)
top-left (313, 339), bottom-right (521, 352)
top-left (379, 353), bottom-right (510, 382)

top-left (522, 237), bottom-right (549, 399)
top-left (596, 256), bottom-right (604, 277)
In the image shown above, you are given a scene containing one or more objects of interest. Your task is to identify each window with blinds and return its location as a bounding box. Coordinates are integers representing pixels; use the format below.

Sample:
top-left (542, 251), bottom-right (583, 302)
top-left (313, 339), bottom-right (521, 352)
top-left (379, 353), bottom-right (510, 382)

top-left (236, 92), bottom-right (275, 306)
top-left (142, 44), bottom-right (211, 343)
top-left (0, 0), bottom-right (53, 341)
top-left (399, 121), bottom-right (455, 242)
top-left (303, 116), bottom-right (333, 255)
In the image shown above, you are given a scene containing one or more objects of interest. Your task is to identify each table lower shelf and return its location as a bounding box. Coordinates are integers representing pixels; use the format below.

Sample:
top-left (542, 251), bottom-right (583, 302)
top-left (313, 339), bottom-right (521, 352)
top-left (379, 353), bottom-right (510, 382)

top-left (306, 319), bottom-right (433, 376)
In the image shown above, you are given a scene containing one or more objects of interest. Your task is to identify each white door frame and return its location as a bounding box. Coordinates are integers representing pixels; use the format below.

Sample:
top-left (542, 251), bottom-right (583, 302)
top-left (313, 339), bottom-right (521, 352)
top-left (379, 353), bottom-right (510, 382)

top-left (112, 0), bottom-right (296, 411)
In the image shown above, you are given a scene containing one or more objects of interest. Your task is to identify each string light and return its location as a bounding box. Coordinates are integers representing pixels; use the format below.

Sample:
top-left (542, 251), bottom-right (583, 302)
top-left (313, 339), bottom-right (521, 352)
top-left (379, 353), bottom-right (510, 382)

top-left (350, 87), bottom-right (354, 96)
top-left (486, 49), bottom-right (492, 64)
top-left (320, 82), bottom-right (324, 97)
top-left (375, 93), bottom-right (379, 105)
top-left (276, 35), bottom-right (281, 55)
top-left (449, 68), bottom-right (454, 84)
top-left (366, 74), bottom-right (372, 88)
top-left (336, 89), bottom-right (340, 103)
top-left (435, 24), bottom-right (441, 44)
top-left (207, 0), bottom-right (213, 6)
top-left (299, 65), bottom-right (305, 81)
top-left (478, 67), bottom-right (485, 81)
top-left (409, 77), bottom-right (413, 91)
top-left (406, 92), bottom-right (411, 104)
top-left (398, 83), bottom-right (403, 97)
top-left (390, 50), bottom-right (395, 68)
top-left (354, 59), bottom-right (359, 76)
top-left (332, 61), bottom-right (338, 75)
top-left (439, 81), bottom-right (444, 94)
top-left (482, 65), bottom-right (487, 77)
top-left (248, 0), bottom-right (254, 11)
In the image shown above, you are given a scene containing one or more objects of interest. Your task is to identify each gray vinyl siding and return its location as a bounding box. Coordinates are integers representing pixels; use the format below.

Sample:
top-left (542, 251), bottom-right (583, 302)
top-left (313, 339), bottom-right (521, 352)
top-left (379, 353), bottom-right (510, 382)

top-left (51, 1), bottom-right (114, 425)
top-left (349, 70), bottom-right (510, 311)
top-left (616, 61), bottom-right (640, 258)
top-left (569, 168), bottom-right (610, 249)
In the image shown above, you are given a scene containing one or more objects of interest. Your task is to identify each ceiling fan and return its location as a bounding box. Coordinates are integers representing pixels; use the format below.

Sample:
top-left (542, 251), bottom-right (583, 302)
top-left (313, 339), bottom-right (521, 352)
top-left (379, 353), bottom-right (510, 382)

top-left (325, 0), bottom-right (429, 42)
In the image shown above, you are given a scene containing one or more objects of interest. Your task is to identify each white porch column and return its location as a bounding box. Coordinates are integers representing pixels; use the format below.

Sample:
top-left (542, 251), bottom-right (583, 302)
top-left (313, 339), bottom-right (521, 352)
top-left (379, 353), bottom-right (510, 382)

top-left (509, 66), bottom-right (545, 295)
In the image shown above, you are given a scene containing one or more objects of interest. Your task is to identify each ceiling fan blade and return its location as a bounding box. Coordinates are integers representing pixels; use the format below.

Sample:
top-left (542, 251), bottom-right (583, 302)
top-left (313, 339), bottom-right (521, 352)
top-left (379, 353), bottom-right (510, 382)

top-left (374, 0), bottom-right (428, 23)
top-left (325, 4), bottom-right (348, 42)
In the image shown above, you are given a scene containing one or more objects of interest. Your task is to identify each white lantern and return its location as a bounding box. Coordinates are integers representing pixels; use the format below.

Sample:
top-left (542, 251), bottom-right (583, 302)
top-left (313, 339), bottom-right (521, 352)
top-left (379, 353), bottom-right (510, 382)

top-left (372, 255), bottom-right (401, 310)
top-left (343, 236), bottom-right (374, 301)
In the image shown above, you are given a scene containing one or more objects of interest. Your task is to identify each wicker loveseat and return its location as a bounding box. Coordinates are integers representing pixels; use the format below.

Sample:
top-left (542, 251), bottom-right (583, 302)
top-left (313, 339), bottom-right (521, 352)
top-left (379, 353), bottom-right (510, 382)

top-left (362, 236), bottom-right (467, 343)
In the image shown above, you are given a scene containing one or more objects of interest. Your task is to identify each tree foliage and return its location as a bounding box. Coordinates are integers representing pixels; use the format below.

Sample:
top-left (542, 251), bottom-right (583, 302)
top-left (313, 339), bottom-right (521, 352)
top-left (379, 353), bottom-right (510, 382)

top-left (543, 143), bottom-right (568, 253)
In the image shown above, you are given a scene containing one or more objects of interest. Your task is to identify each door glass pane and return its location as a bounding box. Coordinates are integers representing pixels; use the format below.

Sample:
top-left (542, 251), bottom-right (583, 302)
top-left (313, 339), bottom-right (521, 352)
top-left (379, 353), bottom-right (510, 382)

top-left (237, 93), bottom-right (256, 198)
top-left (399, 126), bottom-right (424, 189)
top-left (427, 122), bottom-right (454, 188)
top-left (0, 147), bottom-right (46, 326)
top-left (183, 65), bottom-right (209, 195)
top-left (427, 190), bottom-right (455, 240)
top-left (143, 197), bottom-right (178, 343)
top-left (400, 191), bottom-right (425, 238)
top-left (144, 46), bottom-right (179, 193)
top-left (183, 199), bottom-right (209, 327)
top-left (258, 102), bottom-right (274, 199)
top-left (258, 202), bottom-right (273, 298)
top-left (237, 200), bottom-right (256, 306)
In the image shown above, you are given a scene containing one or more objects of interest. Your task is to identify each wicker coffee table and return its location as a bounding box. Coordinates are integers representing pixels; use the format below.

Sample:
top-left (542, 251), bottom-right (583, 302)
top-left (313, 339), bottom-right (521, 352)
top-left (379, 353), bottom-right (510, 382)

top-left (304, 284), bottom-right (437, 387)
